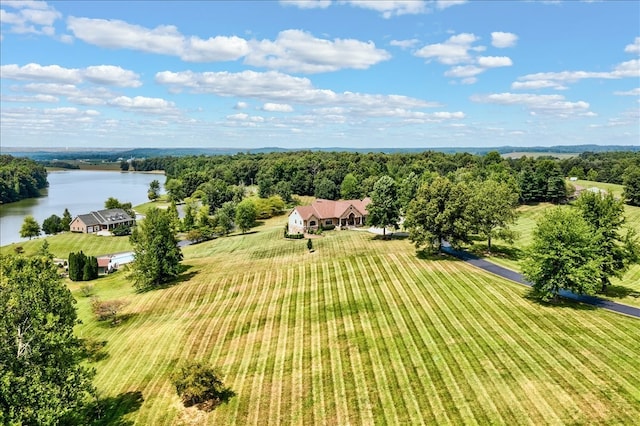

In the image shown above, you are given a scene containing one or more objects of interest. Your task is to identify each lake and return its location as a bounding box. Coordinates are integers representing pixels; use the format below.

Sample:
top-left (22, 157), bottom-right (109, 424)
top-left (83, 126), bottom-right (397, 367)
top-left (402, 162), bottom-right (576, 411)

top-left (0, 170), bottom-right (164, 246)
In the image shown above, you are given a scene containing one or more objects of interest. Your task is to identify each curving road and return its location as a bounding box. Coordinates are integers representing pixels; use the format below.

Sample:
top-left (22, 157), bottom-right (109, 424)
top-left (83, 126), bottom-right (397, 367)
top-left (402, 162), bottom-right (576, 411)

top-left (441, 245), bottom-right (640, 319)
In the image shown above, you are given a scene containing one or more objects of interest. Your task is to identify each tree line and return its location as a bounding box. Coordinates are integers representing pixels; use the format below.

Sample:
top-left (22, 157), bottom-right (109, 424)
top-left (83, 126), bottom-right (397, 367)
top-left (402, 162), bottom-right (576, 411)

top-left (0, 155), bottom-right (48, 204)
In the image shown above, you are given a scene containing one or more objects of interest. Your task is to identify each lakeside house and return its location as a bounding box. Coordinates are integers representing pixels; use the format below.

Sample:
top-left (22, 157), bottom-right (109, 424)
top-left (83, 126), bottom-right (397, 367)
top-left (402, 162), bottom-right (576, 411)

top-left (288, 198), bottom-right (371, 234)
top-left (70, 208), bottom-right (135, 234)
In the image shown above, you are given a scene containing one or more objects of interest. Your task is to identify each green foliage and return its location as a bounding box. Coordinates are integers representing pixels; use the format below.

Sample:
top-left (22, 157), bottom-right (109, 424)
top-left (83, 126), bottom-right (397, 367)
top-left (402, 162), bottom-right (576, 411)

top-left (314, 177), bottom-right (338, 200)
top-left (111, 224), bottom-right (132, 236)
top-left (171, 361), bottom-right (233, 409)
top-left (61, 208), bottom-right (73, 231)
top-left (120, 160), bottom-right (129, 171)
top-left (467, 179), bottom-right (519, 252)
top-left (0, 154), bottom-right (48, 204)
top-left (340, 173), bottom-right (361, 200)
top-left (523, 207), bottom-right (601, 302)
top-left (215, 202), bottom-right (236, 236)
top-left (235, 199), bottom-right (257, 234)
top-left (91, 297), bottom-right (127, 325)
top-left (623, 166), bottom-right (640, 206)
top-left (165, 178), bottom-right (186, 202)
top-left (68, 251), bottom-right (98, 281)
top-left (366, 175), bottom-right (400, 237)
top-left (405, 177), bottom-right (470, 252)
top-left (0, 253), bottom-right (94, 424)
top-left (129, 208), bottom-right (183, 291)
top-left (20, 215), bottom-right (41, 240)
top-left (575, 190), bottom-right (640, 290)
top-left (42, 214), bottom-right (63, 235)
top-left (182, 201), bottom-right (196, 231)
top-left (148, 179), bottom-right (160, 201)
top-left (104, 197), bottom-right (134, 218)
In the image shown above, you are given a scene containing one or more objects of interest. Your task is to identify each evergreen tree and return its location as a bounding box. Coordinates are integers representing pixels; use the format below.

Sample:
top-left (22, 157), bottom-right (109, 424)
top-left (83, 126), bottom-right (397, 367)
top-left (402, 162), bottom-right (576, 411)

top-left (623, 166), bottom-right (640, 206)
top-left (148, 179), bottom-right (160, 201)
top-left (61, 208), bottom-right (72, 231)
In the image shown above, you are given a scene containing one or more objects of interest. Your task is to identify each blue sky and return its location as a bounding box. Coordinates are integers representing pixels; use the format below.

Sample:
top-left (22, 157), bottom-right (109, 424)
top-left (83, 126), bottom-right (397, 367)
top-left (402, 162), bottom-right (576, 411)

top-left (1, 0), bottom-right (638, 149)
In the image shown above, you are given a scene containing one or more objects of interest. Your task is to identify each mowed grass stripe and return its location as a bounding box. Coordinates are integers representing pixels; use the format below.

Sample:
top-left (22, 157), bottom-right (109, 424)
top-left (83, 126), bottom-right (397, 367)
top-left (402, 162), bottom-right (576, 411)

top-left (309, 262), bottom-right (328, 424)
top-left (267, 267), bottom-right (293, 426)
top-left (289, 264), bottom-right (305, 425)
top-left (352, 256), bottom-right (402, 424)
top-left (361, 255), bottom-right (424, 423)
top-left (225, 271), bottom-right (268, 424)
top-left (321, 262), bottom-right (351, 423)
top-left (248, 270), bottom-right (282, 426)
top-left (333, 260), bottom-right (374, 424)
top-left (465, 267), bottom-right (625, 424)
top-left (387, 252), bottom-right (510, 424)
top-left (441, 263), bottom-right (585, 423)
top-left (370, 255), bottom-right (447, 423)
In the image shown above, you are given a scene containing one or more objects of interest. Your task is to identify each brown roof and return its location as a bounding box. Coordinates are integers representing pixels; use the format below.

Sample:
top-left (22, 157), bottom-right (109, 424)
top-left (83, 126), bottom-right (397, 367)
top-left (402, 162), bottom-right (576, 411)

top-left (97, 257), bottom-right (110, 268)
top-left (292, 198), bottom-right (371, 221)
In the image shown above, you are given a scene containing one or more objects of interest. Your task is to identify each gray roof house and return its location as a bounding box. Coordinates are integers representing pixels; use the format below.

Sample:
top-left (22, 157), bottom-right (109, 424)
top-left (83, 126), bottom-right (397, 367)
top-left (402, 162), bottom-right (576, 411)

top-left (70, 208), bottom-right (135, 234)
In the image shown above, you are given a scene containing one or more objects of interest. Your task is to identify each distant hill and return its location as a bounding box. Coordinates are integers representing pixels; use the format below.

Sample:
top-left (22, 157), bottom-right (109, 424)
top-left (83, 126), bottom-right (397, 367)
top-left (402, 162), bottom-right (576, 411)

top-left (2, 144), bottom-right (638, 161)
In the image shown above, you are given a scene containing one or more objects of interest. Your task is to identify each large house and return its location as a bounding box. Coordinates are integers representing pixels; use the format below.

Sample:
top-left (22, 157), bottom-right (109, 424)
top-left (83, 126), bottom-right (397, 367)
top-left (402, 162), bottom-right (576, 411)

top-left (70, 208), bottom-right (135, 234)
top-left (288, 198), bottom-right (371, 234)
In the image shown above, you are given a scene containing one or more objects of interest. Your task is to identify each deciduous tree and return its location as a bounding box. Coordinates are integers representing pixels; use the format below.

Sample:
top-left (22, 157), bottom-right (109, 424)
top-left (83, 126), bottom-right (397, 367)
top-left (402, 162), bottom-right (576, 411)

top-left (19, 215), bottom-right (40, 239)
top-left (467, 179), bottom-right (519, 252)
top-left (129, 208), bottom-right (183, 291)
top-left (366, 175), bottom-right (400, 237)
top-left (575, 190), bottom-right (639, 291)
top-left (148, 179), bottom-right (160, 201)
top-left (523, 207), bottom-right (600, 302)
top-left (235, 199), bottom-right (257, 234)
top-left (404, 177), bottom-right (470, 252)
top-left (0, 254), bottom-right (94, 424)
top-left (42, 214), bottom-right (63, 235)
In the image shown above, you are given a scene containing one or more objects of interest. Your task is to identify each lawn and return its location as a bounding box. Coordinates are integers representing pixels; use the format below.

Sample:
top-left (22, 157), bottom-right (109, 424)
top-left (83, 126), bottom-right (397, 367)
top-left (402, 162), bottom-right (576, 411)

top-left (0, 232), bottom-right (132, 258)
top-left (68, 218), bottom-right (640, 425)
top-left (470, 198), bottom-right (640, 308)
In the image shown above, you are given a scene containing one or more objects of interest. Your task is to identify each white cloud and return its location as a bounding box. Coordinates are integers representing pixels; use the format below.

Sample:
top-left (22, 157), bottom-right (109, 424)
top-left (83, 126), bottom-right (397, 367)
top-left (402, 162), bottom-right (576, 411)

top-left (491, 32), bottom-right (518, 48)
top-left (625, 37), bottom-right (640, 54)
top-left (156, 69), bottom-right (437, 109)
top-left (341, 1), bottom-right (427, 18)
top-left (390, 38), bottom-right (420, 49)
top-left (514, 59), bottom-right (640, 90)
top-left (280, 0), bottom-right (331, 9)
top-left (414, 33), bottom-right (481, 65)
top-left (511, 80), bottom-right (567, 90)
top-left (1, 63), bottom-right (142, 87)
top-left (234, 102), bottom-right (249, 109)
top-left (445, 65), bottom-right (484, 78)
top-left (614, 88), bottom-right (640, 96)
top-left (262, 103), bottom-right (294, 112)
top-left (245, 29), bottom-right (390, 73)
top-left (477, 56), bottom-right (513, 68)
top-left (67, 17), bottom-right (249, 62)
top-left (0, 0), bottom-right (61, 35)
top-left (436, 0), bottom-right (467, 10)
top-left (1, 94), bottom-right (59, 103)
top-left (471, 92), bottom-right (591, 116)
top-left (108, 96), bottom-right (177, 114)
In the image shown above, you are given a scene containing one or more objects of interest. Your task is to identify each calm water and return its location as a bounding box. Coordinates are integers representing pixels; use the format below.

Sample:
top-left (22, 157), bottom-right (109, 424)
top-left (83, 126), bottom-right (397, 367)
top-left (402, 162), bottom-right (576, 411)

top-left (0, 170), bottom-right (164, 246)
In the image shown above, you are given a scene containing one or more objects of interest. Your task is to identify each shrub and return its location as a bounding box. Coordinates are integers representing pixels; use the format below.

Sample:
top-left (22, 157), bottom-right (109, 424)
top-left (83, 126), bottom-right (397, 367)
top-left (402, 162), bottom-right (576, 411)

top-left (91, 297), bottom-right (127, 325)
top-left (171, 361), bottom-right (234, 410)
top-left (323, 224), bottom-right (336, 231)
top-left (112, 224), bottom-right (132, 236)
top-left (286, 233), bottom-right (304, 239)
top-left (79, 284), bottom-right (95, 297)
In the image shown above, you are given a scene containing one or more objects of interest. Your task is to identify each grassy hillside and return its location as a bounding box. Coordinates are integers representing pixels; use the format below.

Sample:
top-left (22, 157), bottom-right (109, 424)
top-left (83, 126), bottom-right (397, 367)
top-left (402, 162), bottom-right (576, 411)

top-left (0, 232), bottom-right (132, 258)
top-left (68, 219), bottom-right (640, 425)
top-left (473, 195), bottom-right (640, 307)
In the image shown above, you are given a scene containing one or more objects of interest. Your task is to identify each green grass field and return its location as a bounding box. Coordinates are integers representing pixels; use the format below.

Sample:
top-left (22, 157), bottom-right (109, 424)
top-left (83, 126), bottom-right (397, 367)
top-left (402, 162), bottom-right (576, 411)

top-left (0, 232), bottom-right (133, 258)
top-left (65, 218), bottom-right (640, 425)
top-left (473, 180), bottom-right (640, 307)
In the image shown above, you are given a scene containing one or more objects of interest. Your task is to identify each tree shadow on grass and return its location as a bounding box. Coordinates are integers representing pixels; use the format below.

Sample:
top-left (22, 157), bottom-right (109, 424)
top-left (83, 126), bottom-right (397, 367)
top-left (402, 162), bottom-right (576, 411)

top-left (524, 292), bottom-right (598, 312)
top-left (371, 233), bottom-right (408, 241)
top-left (79, 338), bottom-right (109, 362)
top-left (468, 243), bottom-right (524, 262)
top-left (600, 285), bottom-right (640, 300)
top-left (415, 249), bottom-right (461, 262)
top-left (188, 388), bottom-right (236, 412)
top-left (88, 391), bottom-right (144, 426)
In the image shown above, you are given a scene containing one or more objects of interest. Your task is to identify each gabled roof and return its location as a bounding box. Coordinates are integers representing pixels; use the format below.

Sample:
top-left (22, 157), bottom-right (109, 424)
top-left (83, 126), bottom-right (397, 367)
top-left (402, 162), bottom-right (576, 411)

top-left (291, 198), bottom-right (371, 221)
top-left (75, 208), bottom-right (133, 226)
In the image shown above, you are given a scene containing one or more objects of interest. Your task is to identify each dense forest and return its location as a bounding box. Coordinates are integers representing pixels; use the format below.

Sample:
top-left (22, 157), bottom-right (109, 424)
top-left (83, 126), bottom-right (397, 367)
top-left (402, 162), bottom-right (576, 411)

top-left (130, 150), bottom-right (640, 206)
top-left (0, 155), bottom-right (48, 204)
